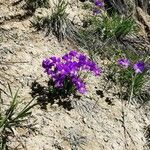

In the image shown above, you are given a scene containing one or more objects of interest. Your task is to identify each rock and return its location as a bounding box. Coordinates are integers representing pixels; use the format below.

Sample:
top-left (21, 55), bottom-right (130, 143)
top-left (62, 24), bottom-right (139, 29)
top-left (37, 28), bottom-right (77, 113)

top-left (136, 7), bottom-right (150, 39)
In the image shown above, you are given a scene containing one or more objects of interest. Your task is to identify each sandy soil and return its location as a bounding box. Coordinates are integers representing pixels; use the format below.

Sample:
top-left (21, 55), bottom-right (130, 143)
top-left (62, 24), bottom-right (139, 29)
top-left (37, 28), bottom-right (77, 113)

top-left (0, 0), bottom-right (150, 150)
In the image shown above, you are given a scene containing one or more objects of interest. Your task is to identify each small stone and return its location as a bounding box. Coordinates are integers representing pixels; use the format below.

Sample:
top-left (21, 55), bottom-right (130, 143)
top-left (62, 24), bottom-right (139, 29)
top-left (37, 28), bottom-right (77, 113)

top-left (51, 103), bottom-right (59, 109)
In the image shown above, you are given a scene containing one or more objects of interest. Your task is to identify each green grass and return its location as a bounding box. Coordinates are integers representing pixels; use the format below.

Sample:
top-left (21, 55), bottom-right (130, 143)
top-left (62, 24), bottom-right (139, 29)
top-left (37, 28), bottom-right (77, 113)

top-left (73, 13), bottom-right (137, 58)
top-left (0, 85), bottom-right (36, 149)
top-left (32, 0), bottom-right (71, 41)
top-left (98, 14), bottom-right (136, 40)
top-left (25, 0), bottom-right (49, 11)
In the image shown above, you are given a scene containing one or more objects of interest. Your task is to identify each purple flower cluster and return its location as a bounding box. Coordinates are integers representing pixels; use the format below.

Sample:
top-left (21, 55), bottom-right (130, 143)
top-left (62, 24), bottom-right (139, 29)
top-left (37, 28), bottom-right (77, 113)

top-left (117, 58), bottom-right (146, 74)
top-left (117, 59), bottom-right (130, 68)
top-left (42, 50), bottom-right (101, 94)
top-left (94, 0), bottom-right (104, 7)
top-left (93, 0), bottom-right (104, 15)
top-left (133, 61), bottom-right (145, 73)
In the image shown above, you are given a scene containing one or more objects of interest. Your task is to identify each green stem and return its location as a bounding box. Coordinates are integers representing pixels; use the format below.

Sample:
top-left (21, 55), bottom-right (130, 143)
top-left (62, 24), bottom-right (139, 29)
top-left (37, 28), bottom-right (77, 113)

top-left (129, 74), bottom-right (136, 103)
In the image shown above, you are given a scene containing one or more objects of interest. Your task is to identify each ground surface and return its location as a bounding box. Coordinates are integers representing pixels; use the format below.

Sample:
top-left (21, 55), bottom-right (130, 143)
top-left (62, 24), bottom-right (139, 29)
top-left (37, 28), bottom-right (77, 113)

top-left (0, 0), bottom-right (150, 150)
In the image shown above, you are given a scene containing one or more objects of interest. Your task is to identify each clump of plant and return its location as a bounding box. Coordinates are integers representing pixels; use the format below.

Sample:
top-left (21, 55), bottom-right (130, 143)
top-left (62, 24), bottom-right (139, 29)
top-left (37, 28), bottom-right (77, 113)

top-left (42, 50), bottom-right (101, 95)
top-left (117, 59), bottom-right (147, 101)
top-left (108, 50), bottom-right (149, 103)
top-left (0, 86), bottom-right (36, 149)
top-left (81, 12), bottom-right (136, 42)
top-left (86, 1), bottom-right (149, 58)
top-left (32, 0), bottom-right (70, 41)
top-left (74, 2), bottom-right (136, 57)
top-left (25, 0), bottom-right (49, 11)
top-left (96, 14), bottom-right (136, 40)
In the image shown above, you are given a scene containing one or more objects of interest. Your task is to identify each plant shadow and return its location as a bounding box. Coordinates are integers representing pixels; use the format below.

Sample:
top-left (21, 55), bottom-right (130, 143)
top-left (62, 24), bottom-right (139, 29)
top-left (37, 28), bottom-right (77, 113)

top-left (30, 80), bottom-right (78, 110)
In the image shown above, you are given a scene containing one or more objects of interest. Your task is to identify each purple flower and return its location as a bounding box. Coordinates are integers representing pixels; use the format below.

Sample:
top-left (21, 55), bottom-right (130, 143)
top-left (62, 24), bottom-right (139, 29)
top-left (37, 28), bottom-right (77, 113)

top-left (54, 74), bottom-right (66, 88)
top-left (118, 59), bottom-right (130, 68)
top-left (42, 50), bottom-right (101, 94)
top-left (42, 59), bottom-right (52, 69)
top-left (78, 85), bottom-right (86, 94)
top-left (78, 54), bottom-right (87, 62)
top-left (62, 54), bottom-right (72, 61)
top-left (133, 61), bottom-right (145, 73)
top-left (93, 8), bottom-right (100, 15)
top-left (71, 76), bottom-right (86, 94)
top-left (50, 57), bottom-right (60, 63)
top-left (47, 69), bottom-right (54, 76)
top-left (55, 80), bottom-right (63, 88)
top-left (85, 60), bottom-right (101, 75)
top-left (69, 50), bottom-right (78, 57)
top-left (86, 60), bottom-right (95, 69)
top-left (94, 0), bottom-right (103, 7)
top-left (93, 67), bottom-right (101, 76)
